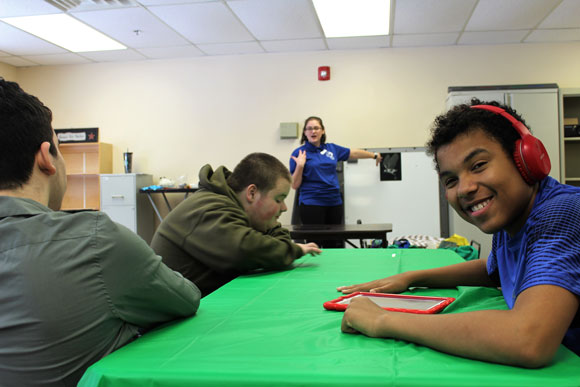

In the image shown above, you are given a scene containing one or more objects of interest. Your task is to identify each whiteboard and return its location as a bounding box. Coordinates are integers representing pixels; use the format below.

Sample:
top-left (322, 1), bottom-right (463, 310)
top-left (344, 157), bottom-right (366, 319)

top-left (344, 148), bottom-right (441, 241)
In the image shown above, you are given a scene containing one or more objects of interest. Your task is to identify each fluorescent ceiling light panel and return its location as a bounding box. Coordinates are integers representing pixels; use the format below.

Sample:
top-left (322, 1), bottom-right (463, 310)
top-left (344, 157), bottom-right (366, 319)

top-left (313, 0), bottom-right (390, 38)
top-left (1, 14), bottom-right (126, 52)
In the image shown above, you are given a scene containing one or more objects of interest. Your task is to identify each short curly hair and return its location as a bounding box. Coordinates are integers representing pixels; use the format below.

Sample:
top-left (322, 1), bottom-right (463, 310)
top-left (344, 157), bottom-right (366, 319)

top-left (426, 98), bottom-right (529, 171)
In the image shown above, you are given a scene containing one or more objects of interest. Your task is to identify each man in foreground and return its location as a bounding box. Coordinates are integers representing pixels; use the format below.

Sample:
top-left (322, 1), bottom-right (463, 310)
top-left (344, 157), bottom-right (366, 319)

top-left (0, 78), bottom-right (201, 385)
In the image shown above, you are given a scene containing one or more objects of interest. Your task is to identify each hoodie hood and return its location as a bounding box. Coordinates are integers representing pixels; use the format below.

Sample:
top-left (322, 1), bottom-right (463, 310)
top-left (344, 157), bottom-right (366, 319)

top-left (198, 164), bottom-right (239, 203)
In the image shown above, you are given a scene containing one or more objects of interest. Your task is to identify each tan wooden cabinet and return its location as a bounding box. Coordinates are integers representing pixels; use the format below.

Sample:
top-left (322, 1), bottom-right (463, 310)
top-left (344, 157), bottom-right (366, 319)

top-left (59, 142), bottom-right (112, 210)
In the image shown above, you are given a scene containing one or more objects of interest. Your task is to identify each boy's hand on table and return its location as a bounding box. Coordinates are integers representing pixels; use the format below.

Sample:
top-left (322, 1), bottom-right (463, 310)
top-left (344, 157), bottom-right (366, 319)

top-left (336, 272), bottom-right (411, 294)
top-left (297, 242), bottom-right (322, 256)
top-left (341, 296), bottom-right (388, 337)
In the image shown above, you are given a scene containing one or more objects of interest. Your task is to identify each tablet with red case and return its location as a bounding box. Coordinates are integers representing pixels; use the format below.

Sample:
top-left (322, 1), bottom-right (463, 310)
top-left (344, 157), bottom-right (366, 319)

top-left (323, 292), bottom-right (455, 314)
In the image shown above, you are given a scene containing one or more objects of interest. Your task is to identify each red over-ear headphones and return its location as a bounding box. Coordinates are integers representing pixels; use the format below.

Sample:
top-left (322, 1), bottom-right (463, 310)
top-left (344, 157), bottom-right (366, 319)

top-left (470, 104), bottom-right (551, 184)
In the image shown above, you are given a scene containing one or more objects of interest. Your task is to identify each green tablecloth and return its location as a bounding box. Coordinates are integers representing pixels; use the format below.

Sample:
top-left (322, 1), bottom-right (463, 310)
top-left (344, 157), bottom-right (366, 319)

top-left (79, 249), bottom-right (580, 387)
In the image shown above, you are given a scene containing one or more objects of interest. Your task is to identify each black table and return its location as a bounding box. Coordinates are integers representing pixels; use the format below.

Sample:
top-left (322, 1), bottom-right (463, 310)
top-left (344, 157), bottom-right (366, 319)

top-left (139, 187), bottom-right (198, 222)
top-left (285, 223), bottom-right (393, 248)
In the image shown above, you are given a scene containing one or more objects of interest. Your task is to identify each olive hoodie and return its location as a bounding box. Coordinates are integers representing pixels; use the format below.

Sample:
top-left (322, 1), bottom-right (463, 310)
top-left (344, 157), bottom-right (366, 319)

top-left (151, 164), bottom-right (304, 296)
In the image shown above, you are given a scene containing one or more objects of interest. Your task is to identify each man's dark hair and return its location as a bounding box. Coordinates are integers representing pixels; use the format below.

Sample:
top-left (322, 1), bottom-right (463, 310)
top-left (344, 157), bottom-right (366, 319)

top-left (426, 98), bottom-right (528, 170)
top-left (0, 78), bottom-right (56, 190)
top-left (300, 116), bottom-right (327, 145)
top-left (227, 153), bottom-right (291, 193)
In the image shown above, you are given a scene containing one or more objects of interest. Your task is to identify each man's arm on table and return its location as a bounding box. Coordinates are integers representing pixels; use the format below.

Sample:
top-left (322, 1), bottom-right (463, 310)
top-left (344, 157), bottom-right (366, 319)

top-left (268, 224), bottom-right (321, 256)
top-left (337, 259), bottom-right (497, 294)
top-left (102, 220), bottom-right (201, 326)
top-left (342, 283), bottom-right (579, 368)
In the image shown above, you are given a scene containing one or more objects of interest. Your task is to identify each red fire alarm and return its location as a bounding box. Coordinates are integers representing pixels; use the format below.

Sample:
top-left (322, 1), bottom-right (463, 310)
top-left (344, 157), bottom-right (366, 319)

top-left (318, 66), bottom-right (330, 81)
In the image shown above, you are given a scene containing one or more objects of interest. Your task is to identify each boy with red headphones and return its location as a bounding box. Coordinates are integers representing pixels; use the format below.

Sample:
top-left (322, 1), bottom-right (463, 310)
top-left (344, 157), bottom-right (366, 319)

top-left (337, 99), bottom-right (580, 367)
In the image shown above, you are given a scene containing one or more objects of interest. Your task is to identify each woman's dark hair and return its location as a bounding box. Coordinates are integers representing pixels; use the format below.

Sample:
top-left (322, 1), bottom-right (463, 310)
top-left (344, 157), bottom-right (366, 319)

top-left (227, 152), bottom-right (291, 193)
top-left (426, 98), bottom-right (528, 170)
top-left (300, 116), bottom-right (327, 145)
top-left (0, 78), bottom-right (56, 190)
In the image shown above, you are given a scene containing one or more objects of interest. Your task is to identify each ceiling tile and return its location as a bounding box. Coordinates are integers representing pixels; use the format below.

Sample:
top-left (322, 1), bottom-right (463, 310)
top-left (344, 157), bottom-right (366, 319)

top-left (148, 2), bottom-right (253, 44)
top-left (137, 45), bottom-right (204, 59)
top-left (228, 0), bottom-right (321, 40)
top-left (466, 0), bottom-right (561, 31)
top-left (539, 0), bottom-right (580, 29)
top-left (261, 38), bottom-right (326, 53)
top-left (21, 53), bottom-right (92, 65)
top-left (459, 30), bottom-right (528, 45)
top-left (0, 56), bottom-right (39, 67)
top-left (394, 0), bottom-right (477, 34)
top-left (0, 0), bottom-right (61, 17)
top-left (78, 49), bottom-right (147, 62)
top-left (197, 41), bottom-right (264, 55)
top-left (0, 22), bottom-right (68, 55)
top-left (72, 7), bottom-right (189, 48)
top-left (525, 28), bottom-right (580, 43)
top-left (0, 0), bottom-right (578, 66)
top-left (392, 33), bottom-right (458, 47)
top-left (327, 36), bottom-right (389, 50)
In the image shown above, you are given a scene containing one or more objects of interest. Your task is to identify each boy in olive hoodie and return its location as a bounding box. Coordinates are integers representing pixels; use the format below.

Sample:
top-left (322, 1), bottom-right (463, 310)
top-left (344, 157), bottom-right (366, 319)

top-left (151, 152), bottom-right (321, 296)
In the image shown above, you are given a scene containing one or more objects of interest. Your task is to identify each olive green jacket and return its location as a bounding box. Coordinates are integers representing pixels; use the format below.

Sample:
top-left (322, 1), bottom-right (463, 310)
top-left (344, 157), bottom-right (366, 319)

top-left (151, 165), bottom-right (304, 296)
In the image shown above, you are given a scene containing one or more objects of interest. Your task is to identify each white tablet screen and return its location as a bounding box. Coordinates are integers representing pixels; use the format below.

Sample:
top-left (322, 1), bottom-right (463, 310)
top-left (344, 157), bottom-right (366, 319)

top-left (337, 294), bottom-right (444, 310)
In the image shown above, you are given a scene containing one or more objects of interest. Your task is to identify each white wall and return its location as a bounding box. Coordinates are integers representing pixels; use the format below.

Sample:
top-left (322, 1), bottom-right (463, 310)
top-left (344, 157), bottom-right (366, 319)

top-left (0, 62), bottom-right (17, 81)
top-left (5, 42), bottom-right (580, 224)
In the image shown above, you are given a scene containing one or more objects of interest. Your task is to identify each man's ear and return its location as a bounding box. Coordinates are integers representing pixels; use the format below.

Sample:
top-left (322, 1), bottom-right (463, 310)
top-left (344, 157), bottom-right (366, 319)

top-left (36, 141), bottom-right (57, 176)
top-left (245, 184), bottom-right (258, 203)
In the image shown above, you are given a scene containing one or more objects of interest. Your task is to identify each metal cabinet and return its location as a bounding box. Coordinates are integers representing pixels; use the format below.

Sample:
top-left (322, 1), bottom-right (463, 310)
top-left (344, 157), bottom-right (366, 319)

top-left (100, 174), bottom-right (154, 244)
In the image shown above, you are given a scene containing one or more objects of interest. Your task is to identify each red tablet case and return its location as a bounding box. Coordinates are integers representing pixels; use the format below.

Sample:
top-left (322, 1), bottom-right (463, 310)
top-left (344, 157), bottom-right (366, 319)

top-left (323, 292), bottom-right (455, 314)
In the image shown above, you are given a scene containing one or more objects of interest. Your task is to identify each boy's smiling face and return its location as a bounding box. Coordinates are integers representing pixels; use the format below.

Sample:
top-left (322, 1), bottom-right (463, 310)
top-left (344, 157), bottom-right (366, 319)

top-left (437, 128), bottom-right (538, 236)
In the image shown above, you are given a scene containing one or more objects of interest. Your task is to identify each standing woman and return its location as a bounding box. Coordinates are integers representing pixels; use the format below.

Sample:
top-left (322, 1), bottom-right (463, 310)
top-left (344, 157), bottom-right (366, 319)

top-left (289, 116), bottom-right (381, 246)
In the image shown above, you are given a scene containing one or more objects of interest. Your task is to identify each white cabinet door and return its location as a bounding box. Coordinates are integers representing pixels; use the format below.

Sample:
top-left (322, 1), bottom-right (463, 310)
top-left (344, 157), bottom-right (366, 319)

top-left (101, 205), bottom-right (136, 232)
top-left (101, 175), bottom-right (136, 206)
top-left (100, 173), bottom-right (154, 243)
top-left (509, 92), bottom-right (560, 181)
top-left (100, 175), bottom-right (137, 233)
top-left (446, 92), bottom-right (506, 108)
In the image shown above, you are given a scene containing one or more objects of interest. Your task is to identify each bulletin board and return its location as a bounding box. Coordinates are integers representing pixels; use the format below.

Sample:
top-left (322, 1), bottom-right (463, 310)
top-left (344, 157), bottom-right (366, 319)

top-left (343, 147), bottom-right (443, 241)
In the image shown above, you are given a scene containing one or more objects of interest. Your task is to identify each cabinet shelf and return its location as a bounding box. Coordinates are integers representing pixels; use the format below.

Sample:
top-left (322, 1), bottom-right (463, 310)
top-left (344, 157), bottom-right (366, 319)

top-left (60, 142), bottom-right (112, 210)
top-left (560, 90), bottom-right (580, 185)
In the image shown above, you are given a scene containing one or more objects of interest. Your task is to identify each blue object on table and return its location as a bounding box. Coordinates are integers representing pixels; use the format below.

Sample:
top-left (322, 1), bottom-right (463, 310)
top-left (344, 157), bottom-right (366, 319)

top-left (141, 185), bottom-right (164, 191)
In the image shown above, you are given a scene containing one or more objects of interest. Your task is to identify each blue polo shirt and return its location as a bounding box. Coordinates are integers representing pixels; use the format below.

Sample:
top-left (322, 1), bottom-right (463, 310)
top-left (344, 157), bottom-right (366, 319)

top-left (289, 142), bottom-right (350, 206)
top-left (487, 177), bottom-right (580, 354)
